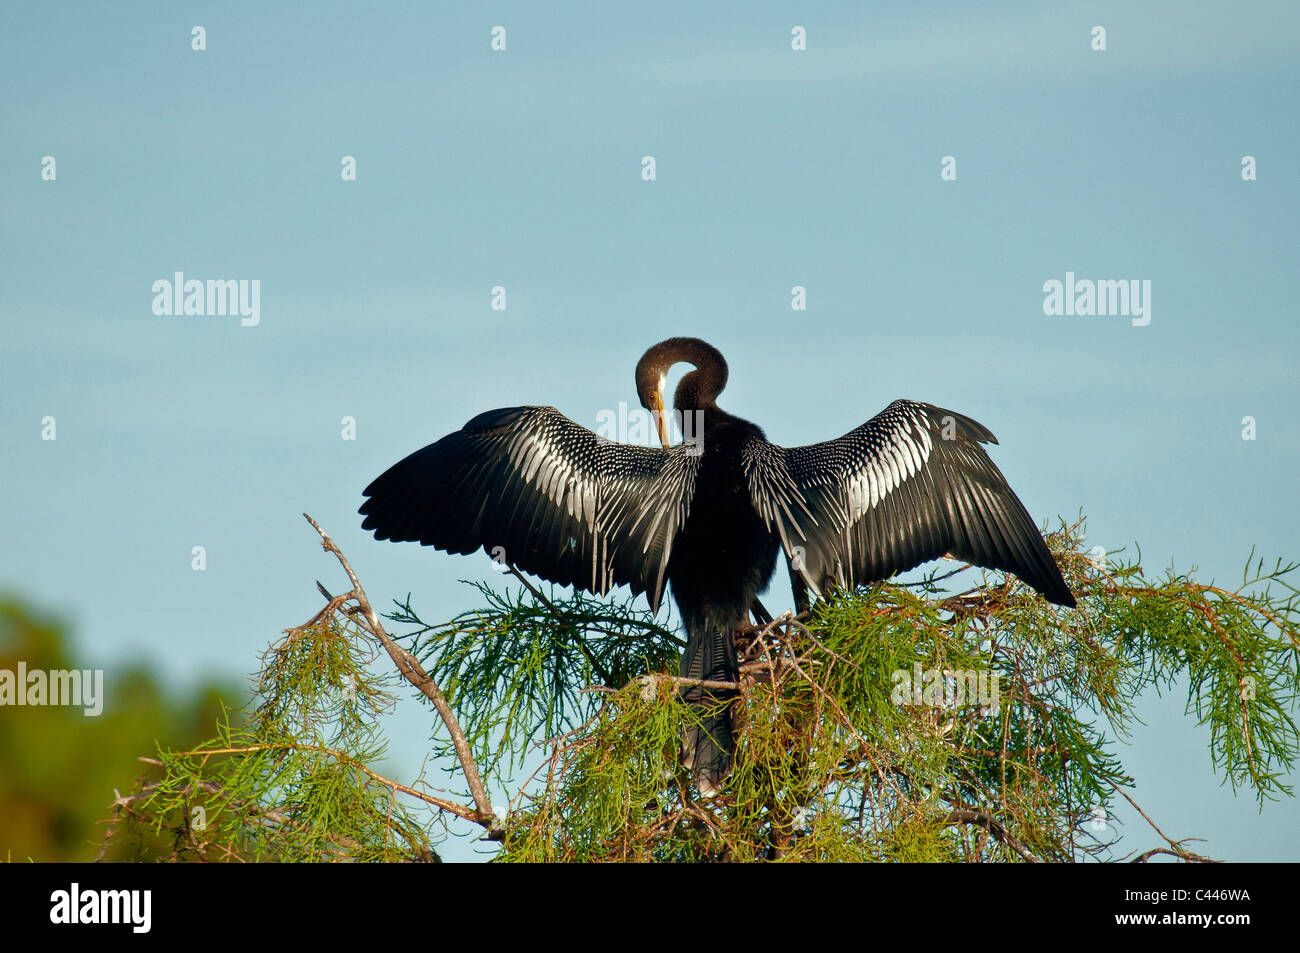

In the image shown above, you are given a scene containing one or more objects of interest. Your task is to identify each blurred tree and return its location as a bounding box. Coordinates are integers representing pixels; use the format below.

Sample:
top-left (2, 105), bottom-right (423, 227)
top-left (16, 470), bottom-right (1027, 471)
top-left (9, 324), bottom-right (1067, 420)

top-left (0, 600), bottom-right (240, 861)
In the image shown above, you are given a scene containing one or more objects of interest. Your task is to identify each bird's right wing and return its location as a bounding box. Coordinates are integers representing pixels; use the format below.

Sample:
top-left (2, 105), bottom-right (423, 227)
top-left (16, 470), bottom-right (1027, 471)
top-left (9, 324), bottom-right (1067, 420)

top-left (744, 400), bottom-right (1075, 607)
top-left (359, 406), bottom-right (699, 612)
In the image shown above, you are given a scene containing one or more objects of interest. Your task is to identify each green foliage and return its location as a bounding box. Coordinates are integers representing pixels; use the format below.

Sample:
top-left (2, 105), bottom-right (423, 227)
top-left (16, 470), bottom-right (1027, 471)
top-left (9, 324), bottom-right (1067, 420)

top-left (109, 615), bottom-right (437, 862)
top-left (389, 582), bottom-right (681, 778)
top-left (483, 521), bottom-right (1300, 862)
top-left (105, 517), bottom-right (1300, 862)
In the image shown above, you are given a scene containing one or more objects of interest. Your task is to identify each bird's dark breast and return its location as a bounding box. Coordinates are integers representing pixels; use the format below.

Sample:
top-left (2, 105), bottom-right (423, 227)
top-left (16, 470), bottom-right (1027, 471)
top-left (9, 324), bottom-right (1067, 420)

top-left (666, 417), bottom-right (779, 634)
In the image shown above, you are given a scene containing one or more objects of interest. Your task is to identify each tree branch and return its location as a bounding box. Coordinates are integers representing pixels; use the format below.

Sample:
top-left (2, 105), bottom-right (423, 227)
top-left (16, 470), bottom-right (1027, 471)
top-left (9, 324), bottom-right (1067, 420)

top-left (293, 514), bottom-right (498, 832)
top-left (944, 809), bottom-right (1038, 863)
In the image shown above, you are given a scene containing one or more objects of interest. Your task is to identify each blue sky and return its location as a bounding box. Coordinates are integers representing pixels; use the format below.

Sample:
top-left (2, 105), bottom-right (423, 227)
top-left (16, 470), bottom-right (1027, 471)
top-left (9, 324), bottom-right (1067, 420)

top-left (2, 1), bottom-right (1297, 861)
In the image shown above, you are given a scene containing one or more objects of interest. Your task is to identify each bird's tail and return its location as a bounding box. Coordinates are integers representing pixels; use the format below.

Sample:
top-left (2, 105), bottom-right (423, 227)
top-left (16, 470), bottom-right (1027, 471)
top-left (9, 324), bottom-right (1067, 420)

top-left (680, 627), bottom-right (738, 797)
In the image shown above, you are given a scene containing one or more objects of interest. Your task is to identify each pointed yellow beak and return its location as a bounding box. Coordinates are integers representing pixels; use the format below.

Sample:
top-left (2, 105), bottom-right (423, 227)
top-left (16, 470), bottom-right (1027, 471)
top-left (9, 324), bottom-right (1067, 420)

top-left (650, 389), bottom-right (671, 450)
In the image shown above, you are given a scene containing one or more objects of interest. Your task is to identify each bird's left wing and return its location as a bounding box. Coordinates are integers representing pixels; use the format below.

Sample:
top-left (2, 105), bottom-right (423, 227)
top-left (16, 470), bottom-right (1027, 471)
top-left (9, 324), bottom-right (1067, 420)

top-left (359, 406), bottom-right (700, 612)
top-left (744, 399), bottom-right (1075, 607)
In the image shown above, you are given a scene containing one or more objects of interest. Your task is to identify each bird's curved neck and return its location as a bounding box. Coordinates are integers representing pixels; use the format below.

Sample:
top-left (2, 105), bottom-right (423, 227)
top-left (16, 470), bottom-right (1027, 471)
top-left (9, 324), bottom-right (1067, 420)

top-left (674, 368), bottom-right (721, 413)
top-left (663, 339), bottom-right (727, 412)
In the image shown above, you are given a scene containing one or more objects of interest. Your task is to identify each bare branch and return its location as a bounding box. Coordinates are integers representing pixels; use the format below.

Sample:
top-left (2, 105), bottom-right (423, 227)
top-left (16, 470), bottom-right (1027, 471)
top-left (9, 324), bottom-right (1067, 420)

top-left (295, 514), bottom-right (498, 831)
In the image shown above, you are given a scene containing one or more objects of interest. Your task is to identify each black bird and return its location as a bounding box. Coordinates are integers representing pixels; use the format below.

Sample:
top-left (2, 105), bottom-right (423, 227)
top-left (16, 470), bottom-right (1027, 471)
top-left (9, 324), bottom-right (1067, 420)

top-left (359, 338), bottom-right (1075, 794)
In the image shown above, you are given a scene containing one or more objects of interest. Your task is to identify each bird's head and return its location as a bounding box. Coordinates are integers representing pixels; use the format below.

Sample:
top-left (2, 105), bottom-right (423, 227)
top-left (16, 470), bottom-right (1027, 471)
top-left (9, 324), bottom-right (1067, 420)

top-left (635, 338), bottom-right (728, 450)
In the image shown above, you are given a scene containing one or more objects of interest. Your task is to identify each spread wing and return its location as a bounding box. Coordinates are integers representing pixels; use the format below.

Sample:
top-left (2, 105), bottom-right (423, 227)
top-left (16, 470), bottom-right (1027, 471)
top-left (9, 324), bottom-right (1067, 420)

top-left (359, 406), bottom-right (699, 612)
top-left (744, 400), bottom-right (1075, 606)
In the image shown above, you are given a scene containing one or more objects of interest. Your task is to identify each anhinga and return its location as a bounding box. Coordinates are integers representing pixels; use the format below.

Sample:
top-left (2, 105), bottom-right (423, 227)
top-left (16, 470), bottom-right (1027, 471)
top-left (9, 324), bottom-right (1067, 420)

top-left (359, 337), bottom-right (1075, 794)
